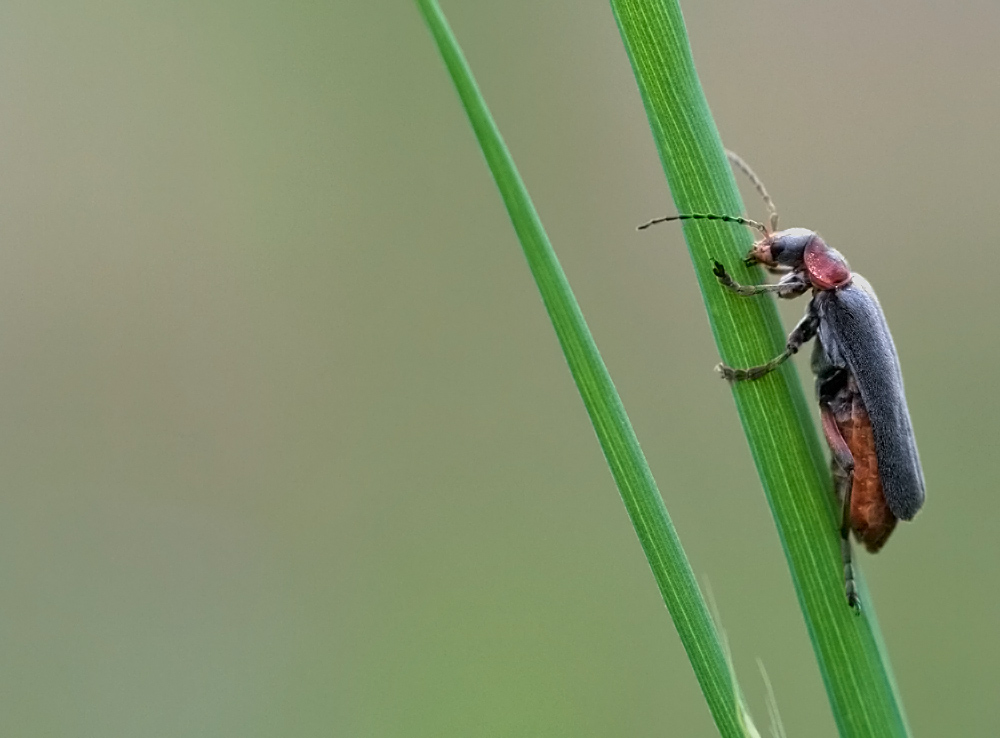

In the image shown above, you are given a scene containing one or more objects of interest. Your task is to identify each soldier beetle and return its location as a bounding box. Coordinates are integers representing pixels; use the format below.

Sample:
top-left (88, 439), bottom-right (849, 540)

top-left (639, 152), bottom-right (925, 609)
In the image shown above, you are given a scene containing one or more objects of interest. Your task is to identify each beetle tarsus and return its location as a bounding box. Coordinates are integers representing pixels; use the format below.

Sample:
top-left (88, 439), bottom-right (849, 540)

top-left (717, 359), bottom-right (785, 381)
top-left (712, 262), bottom-right (760, 296)
top-left (848, 590), bottom-right (861, 614)
top-left (843, 536), bottom-right (861, 611)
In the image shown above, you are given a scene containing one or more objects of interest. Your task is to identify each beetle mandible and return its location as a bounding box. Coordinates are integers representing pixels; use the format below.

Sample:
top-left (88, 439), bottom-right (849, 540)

top-left (639, 151), bottom-right (925, 609)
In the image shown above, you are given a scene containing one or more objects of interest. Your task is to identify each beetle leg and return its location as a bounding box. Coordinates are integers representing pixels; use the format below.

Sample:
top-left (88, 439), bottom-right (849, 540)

top-left (821, 404), bottom-right (860, 610)
top-left (718, 309), bottom-right (819, 381)
top-left (834, 466), bottom-right (860, 612)
top-left (820, 404), bottom-right (854, 472)
top-left (713, 260), bottom-right (785, 295)
top-left (712, 261), bottom-right (809, 299)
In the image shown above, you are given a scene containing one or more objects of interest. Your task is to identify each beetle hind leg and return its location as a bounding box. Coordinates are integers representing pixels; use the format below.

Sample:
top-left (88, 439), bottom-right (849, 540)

top-left (822, 404), bottom-right (860, 611)
top-left (836, 468), bottom-right (860, 612)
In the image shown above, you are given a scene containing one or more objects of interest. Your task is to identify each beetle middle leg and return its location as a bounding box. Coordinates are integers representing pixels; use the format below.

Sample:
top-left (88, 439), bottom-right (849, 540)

top-left (822, 404), bottom-right (860, 610)
top-left (717, 309), bottom-right (819, 382)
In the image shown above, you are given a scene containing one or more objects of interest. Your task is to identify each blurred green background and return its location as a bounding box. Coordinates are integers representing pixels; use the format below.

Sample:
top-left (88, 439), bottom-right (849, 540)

top-left (0, 1), bottom-right (997, 735)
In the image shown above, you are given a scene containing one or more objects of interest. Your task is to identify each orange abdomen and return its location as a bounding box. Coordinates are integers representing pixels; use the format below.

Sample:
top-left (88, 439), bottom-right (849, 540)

top-left (839, 398), bottom-right (896, 552)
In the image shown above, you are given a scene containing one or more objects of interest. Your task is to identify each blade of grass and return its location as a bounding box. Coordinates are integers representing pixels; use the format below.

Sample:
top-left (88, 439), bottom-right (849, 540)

top-left (609, 1), bottom-right (911, 736)
top-left (416, 1), bottom-right (757, 735)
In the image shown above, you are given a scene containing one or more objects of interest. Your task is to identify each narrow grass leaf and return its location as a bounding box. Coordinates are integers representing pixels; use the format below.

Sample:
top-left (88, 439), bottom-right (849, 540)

top-left (609, 1), bottom-right (911, 735)
top-left (416, 1), bottom-right (761, 734)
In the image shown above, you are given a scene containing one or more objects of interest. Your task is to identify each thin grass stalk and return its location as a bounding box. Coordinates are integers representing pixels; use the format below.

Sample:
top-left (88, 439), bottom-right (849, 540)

top-left (610, 1), bottom-right (911, 735)
top-left (417, 0), bottom-right (766, 734)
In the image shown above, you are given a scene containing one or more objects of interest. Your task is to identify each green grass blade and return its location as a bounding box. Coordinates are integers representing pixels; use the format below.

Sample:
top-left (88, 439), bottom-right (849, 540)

top-left (609, 1), bottom-right (911, 736)
top-left (416, 1), bottom-right (757, 734)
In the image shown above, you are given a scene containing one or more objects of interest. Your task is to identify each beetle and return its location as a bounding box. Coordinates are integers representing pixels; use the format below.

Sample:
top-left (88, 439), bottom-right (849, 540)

top-left (639, 151), bottom-right (925, 608)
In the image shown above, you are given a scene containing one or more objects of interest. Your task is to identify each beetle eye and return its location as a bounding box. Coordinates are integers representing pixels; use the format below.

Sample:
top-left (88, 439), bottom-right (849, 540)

top-left (769, 241), bottom-right (784, 259)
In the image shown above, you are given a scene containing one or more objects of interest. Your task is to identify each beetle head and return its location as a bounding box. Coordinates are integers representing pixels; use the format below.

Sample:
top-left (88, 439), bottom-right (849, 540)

top-left (746, 228), bottom-right (852, 290)
top-left (745, 227), bottom-right (814, 268)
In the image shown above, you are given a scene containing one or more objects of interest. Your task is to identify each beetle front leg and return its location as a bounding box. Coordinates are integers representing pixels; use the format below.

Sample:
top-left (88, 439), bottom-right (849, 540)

top-left (822, 405), bottom-right (860, 611)
top-left (712, 261), bottom-right (809, 299)
top-left (717, 309), bottom-right (819, 382)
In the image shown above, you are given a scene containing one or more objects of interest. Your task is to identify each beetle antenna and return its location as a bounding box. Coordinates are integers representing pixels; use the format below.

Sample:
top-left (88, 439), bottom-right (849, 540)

top-left (636, 212), bottom-right (768, 235)
top-left (726, 150), bottom-right (779, 233)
